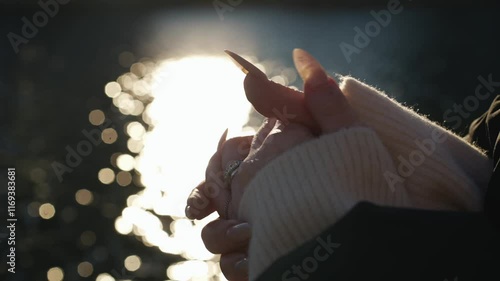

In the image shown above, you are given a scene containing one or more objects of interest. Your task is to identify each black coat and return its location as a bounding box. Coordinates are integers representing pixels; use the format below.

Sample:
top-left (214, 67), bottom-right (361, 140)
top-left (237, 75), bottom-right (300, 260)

top-left (256, 96), bottom-right (500, 281)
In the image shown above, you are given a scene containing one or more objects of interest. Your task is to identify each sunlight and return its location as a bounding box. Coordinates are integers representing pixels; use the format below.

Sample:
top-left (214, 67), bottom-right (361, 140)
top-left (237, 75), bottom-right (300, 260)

top-left (107, 54), bottom-right (265, 280)
top-left (139, 56), bottom-right (253, 200)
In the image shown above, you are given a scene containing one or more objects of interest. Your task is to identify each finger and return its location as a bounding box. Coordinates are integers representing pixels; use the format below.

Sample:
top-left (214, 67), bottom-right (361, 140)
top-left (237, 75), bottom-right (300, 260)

top-left (186, 128), bottom-right (231, 220)
top-left (257, 120), bottom-right (314, 163)
top-left (219, 136), bottom-right (253, 219)
top-left (185, 181), bottom-right (215, 220)
top-left (228, 121), bottom-right (314, 218)
top-left (201, 219), bottom-right (251, 254)
top-left (220, 253), bottom-right (248, 281)
top-left (205, 148), bottom-right (232, 219)
top-left (221, 136), bottom-right (253, 171)
top-left (243, 75), bottom-right (319, 132)
top-left (226, 49), bottom-right (315, 130)
top-left (206, 135), bottom-right (254, 219)
top-left (250, 118), bottom-right (276, 151)
top-left (293, 48), bottom-right (359, 134)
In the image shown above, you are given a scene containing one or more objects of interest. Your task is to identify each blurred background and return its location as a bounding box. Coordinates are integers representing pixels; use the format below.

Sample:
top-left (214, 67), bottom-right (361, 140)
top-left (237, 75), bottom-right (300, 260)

top-left (1, 0), bottom-right (499, 280)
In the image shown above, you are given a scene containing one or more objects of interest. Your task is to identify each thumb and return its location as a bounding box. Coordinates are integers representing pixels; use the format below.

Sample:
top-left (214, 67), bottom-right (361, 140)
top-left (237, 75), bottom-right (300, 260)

top-left (293, 48), bottom-right (359, 134)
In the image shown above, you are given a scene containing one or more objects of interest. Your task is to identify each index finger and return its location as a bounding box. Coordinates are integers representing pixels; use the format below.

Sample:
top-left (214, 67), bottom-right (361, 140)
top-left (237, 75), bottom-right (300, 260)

top-left (186, 129), bottom-right (228, 220)
top-left (244, 75), bottom-right (319, 132)
top-left (186, 180), bottom-right (215, 220)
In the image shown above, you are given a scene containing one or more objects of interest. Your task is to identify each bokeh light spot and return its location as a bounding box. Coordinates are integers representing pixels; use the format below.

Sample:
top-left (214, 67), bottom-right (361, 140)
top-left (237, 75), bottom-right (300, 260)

top-left (39, 203), bottom-right (55, 219)
top-left (270, 75), bottom-right (287, 86)
top-left (89, 109), bottom-right (105, 126)
top-left (126, 122), bottom-right (145, 140)
top-left (96, 272), bottom-right (115, 281)
top-left (116, 154), bottom-right (135, 171)
top-left (127, 139), bottom-right (144, 153)
top-left (75, 189), bottom-right (93, 205)
top-left (104, 82), bottom-right (121, 98)
top-left (116, 171), bottom-right (132, 186)
top-left (115, 216), bottom-right (133, 235)
top-left (101, 128), bottom-right (118, 144)
top-left (124, 255), bottom-right (141, 271)
top-left (130, 62), bottom-right (146, 77)
top-left (47, 267), bottom-right (64, 281)
top-left (98, 168), bottom-right (115, 184)
top-left (77, 261), bottom-right (94, 277)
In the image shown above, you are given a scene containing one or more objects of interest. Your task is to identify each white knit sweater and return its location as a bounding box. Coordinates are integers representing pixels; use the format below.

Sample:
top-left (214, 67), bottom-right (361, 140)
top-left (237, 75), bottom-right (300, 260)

top-left (238, 77), bottom-right (492, 280)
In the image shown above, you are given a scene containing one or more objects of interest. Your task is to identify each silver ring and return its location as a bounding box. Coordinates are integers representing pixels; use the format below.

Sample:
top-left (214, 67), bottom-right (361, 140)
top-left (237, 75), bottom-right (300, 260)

top-left (223, 160), bottom-right (242, 185)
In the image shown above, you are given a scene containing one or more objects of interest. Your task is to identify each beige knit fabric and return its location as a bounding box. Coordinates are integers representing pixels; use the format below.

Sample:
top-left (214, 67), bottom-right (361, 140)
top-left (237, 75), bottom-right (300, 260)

top-left (238, 76), bottom-right (492, 280)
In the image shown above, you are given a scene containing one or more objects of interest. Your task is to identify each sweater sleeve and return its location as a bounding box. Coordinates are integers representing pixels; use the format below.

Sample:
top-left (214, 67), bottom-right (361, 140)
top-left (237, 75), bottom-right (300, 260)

top-left (237, 76), bottom-right (492, 280)
top-left (340, 77), bottom-right (491, 210)
top-left (238, 127), bottom-right (409, 280)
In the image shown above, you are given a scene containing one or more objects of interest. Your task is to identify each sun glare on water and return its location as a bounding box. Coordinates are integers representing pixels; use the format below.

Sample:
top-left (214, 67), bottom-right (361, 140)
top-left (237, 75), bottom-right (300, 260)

top-left (103, 55), bottom-right (265, 280)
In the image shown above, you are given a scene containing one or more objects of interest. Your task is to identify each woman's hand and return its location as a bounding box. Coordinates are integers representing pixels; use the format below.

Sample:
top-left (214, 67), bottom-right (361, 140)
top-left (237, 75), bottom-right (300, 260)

top-left (226, 49), bottom-right (360, 219)
top-left (201, 219), bottom-right (251, 281)
top-left (186, 48), bottom-right (360, 280)
top-left (227, 118), bottom-right (314, 218)
top-left (184, 119), bottom-right (313, 281)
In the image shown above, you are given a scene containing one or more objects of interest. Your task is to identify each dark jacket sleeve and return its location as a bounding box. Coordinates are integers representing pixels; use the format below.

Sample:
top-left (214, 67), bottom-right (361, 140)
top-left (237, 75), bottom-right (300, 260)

top-left (256, 96), bottom-right (500, 281)
top-left (256, 203), bottom-right (500, 281)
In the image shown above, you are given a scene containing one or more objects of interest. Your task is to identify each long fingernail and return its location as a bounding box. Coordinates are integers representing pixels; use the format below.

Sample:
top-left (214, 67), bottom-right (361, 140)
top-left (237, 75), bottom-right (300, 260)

top-left (234, 258), bottom-right (248, 272)
top-left (226, 222), bottom-right (251, 242)
top-left (224, 50), bottom-right (268, 80)
top-left (217, 128), bottom-right (228, 150)
top-left (293, 48), bottom-right (329, 89)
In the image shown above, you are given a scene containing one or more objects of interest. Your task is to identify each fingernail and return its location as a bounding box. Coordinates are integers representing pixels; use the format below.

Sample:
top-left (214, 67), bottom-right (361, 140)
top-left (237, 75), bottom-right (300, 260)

top-left (259, 118), bottom-right (276, 132)
top-left (234, 258), bottom-right (248, 272)
top-left (224, 50), bottom-right (268, 80)
top-left (274, 120), bottom-right (285, 131)
top-left (185, 205), bottom-right (195, 219)
top-left (217, 128), bottom-right (228, 150)
top-left (226, 222), bottom-right (251, 242)
top-left (292, 48), bottom-right (329, 90)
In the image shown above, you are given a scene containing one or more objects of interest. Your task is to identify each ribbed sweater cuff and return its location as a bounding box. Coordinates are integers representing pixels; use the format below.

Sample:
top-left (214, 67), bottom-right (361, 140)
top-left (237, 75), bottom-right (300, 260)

top-left (340, 77), bottom-right (491, 210)
top-left (238, 127), bottom-right (409, 280)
